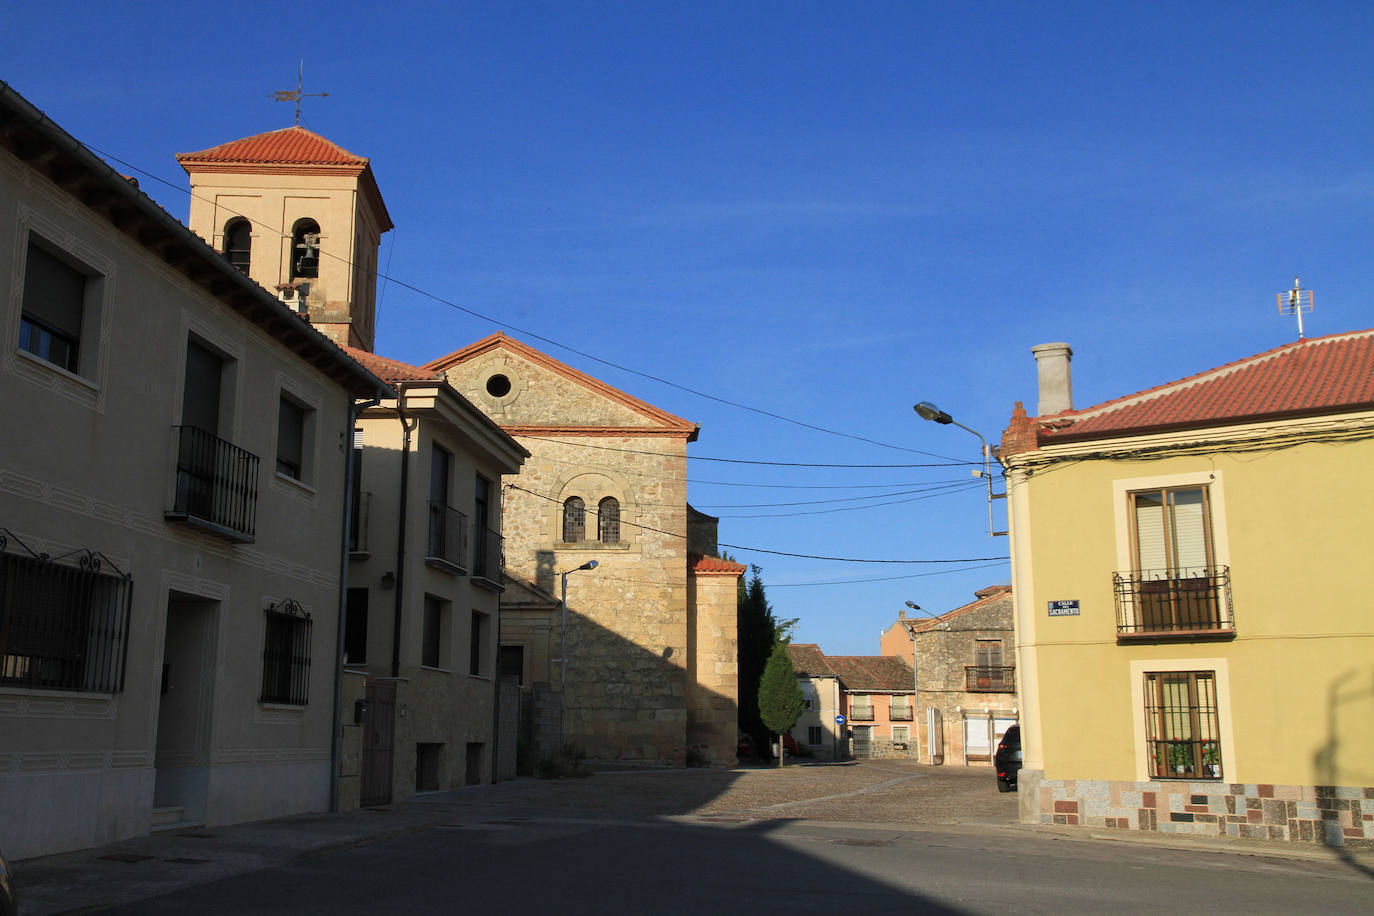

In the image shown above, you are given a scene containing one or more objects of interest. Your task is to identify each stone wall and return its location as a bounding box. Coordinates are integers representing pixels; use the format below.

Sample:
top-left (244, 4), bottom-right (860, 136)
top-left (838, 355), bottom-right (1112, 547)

top-left (439, 342), bottom-right (739, 766)
top-left (1038, 778), bottom-right (1374, 849)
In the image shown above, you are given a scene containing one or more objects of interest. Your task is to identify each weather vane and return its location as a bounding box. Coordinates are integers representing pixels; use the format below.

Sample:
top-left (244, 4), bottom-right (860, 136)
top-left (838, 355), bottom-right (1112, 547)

top-left (271, 61), bottom-right (328, 125)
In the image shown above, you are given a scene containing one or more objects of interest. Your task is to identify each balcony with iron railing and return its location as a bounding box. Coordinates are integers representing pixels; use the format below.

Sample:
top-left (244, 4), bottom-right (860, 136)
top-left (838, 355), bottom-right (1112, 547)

top-left (1113, 566), bottom-right (1234, 640)
top-left (472, 524), bottom-right (504, 590)
top-left (849, 705), bottom-right (874, 722)
top-left (166, 425), bottom-right (259, 542)
top-left (965, 665), bottom-right (1016, 693)
top-left (425, 500), bottom-right (469, 574)
top-left (889, 705), bottom-right (913, 721)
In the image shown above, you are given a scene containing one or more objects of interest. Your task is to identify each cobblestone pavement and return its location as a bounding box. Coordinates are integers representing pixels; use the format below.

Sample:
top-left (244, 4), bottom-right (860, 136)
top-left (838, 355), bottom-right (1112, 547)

top-left (440, 758), bottom-right (1018, 826)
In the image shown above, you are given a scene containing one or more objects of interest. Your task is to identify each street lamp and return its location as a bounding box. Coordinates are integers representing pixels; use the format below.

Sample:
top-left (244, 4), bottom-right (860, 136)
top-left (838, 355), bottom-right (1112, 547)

top-left (557, 559), bottom-right (598, 750)
top-left (913, 401), bottom-right (1006, 537)
top-left (904, 601), bottom-right (921, 760)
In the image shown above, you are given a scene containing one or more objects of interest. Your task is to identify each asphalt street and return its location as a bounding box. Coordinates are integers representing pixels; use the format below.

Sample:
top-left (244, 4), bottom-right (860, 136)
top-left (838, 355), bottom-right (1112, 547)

top-left (15, 760), bottom-right (1372, 915)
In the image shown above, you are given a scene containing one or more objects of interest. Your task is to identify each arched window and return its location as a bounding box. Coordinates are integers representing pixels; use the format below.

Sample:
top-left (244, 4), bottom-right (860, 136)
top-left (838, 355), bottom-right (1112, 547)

top-left (598, 497), bottom-right (620, 544)
top-left (224, 218), bottom-right (251, 273)
top-left (291, 218), bottom-right (321, 278)
top-left (562, 497), bottom-right (585, 542)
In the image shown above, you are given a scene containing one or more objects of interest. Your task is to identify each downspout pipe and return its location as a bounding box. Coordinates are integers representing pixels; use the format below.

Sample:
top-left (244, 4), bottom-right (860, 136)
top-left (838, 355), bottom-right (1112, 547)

top-left (330, 394), bottom-right (382, 813)
top-left (392, 390), bottom-right (417, 679)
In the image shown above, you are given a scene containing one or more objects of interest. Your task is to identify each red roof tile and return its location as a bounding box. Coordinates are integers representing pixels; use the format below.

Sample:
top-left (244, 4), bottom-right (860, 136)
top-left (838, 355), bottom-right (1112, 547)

top-left (342, 346), bottom-right (441, 384)
top-left (786, 644), bottom-right (835, 678)
top-left (1036, 330), bottom-right (1374, 444)
top-left (177, 126), bottom-right (368, 168)
top-left (691, 554), bottom-right (747, 575)
top-left (825, 655), bottom-right (914, 692)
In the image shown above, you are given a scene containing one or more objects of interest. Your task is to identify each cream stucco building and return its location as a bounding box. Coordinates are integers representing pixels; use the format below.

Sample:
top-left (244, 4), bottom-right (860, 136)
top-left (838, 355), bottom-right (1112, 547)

top-left (175, 122), bottom-right (530, 806)
top-left (0, 83), bottom-right (389, 859)
top-left (1001, 333), bottom-right (1374, 847)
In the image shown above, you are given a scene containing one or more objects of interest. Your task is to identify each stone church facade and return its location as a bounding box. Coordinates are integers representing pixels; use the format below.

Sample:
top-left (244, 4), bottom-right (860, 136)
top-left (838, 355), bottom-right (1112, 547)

top-left (428, 335), bottom-right (743, 766)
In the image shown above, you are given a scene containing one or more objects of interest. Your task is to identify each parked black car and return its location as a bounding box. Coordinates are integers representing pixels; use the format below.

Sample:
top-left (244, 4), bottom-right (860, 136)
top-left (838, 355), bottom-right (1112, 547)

top-left (994, 724), bottom-right (1021, 792)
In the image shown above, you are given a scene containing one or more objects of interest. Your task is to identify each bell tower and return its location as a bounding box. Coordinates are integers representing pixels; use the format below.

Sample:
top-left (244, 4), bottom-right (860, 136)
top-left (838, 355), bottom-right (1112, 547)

top-left (177, 127), bottom-right (393, 352)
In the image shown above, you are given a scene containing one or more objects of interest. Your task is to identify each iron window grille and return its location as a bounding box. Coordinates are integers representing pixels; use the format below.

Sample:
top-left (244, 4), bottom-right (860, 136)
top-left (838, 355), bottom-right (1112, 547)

top-left (965, 665), bottom-right (1016, 692)
top-left (426, 500), bottom-right (469, 571)
top-left (260, 598), bottom-right (311, 705)
top-left (0, 529), bottom-right (132, 693)
top-left (1144, 670), bottom-right (1222, 780)
top-left (168, 425), bottom-right (260, 542)
top-left (1114, 566), bottom-right (1233, 638)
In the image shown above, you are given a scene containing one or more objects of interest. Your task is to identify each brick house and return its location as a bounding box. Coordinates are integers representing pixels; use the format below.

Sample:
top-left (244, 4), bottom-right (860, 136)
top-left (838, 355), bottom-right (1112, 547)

top-left (787, 645), bottom-right (916, 759)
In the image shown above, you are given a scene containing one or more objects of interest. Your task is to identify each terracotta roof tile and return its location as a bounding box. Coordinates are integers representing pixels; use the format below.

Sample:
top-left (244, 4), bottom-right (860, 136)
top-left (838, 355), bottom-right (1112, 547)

top-left (342, 346), bottom-right (441, 384)
top-left (825, 655), bottom-right (914, 692)
top-left (177, 126), bottom-right (368, 168)
top-left (1036, 330), bottom-right (1374, 444)
top-left (786, 644), bottom-right (835, 678)
top-left (691, 554), bottom-right (747, 575)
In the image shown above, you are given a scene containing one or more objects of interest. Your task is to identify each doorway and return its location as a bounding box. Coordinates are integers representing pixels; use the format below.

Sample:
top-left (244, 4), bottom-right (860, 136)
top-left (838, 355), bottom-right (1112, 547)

top-left (153, 592), bottom-right (219, 827)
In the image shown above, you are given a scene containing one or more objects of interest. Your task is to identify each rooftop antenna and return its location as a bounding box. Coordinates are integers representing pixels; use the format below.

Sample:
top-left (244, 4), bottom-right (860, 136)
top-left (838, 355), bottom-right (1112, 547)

top-left (1277, 276), bottom-right (1313, 339)
top-left (270, 60), bottom-right (328, 126)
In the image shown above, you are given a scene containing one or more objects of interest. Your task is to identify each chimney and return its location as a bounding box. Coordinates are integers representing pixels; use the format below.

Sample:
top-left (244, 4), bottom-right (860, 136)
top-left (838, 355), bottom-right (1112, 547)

top-left (1031, 342), bottom-right (1073, 415)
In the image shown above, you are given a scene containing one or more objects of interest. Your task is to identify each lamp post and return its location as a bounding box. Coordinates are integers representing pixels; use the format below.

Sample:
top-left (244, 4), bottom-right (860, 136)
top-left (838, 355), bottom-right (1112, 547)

top-left (913, 401), bottom-right (1006, 537)
top-left (905, 601), bottom-right (921, 760)
top-left (557, 559), bottom-right (598, 750)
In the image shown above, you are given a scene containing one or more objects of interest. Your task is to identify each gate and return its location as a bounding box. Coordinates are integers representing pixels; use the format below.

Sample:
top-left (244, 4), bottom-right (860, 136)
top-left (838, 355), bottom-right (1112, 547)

top-left (360, 679), bottom-right (396, 807)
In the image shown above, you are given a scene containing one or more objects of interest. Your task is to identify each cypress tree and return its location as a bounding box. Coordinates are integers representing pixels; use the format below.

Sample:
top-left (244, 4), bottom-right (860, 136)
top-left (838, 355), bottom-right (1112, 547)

top-left (757, 641), bottom-right (805, 767)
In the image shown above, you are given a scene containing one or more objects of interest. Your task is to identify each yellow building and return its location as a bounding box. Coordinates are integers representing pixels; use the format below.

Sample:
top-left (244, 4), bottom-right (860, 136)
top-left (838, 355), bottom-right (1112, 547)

top-left (1001, 334), bottom-right (1374, 847)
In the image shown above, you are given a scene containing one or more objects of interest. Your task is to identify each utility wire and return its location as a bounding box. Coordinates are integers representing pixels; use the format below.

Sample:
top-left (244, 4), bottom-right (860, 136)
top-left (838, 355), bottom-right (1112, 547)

top-left (518, 435), bottom-right (969, 468)
top-left (506, 482), bottom-right (1008, 565)
top-left (86, 146), bottom-right (956, 459)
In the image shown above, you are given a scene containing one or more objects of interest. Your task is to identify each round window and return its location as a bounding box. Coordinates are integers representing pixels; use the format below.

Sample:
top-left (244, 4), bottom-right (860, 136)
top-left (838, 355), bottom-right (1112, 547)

top-left (485, 374), bottom-right (512, 397)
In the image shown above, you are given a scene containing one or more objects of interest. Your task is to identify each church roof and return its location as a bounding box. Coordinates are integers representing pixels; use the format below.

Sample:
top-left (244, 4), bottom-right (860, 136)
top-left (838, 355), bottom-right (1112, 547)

top-left (1025, 330), bottom-right (1374, 447)
top-left (176, 126), bottom-right (394, 232)
top-left (177, 126), bottom-right (368, 168)
top-left (424, 332), bottom-right (700, 441)
top-left (690, 554), bottom-right (747, 576)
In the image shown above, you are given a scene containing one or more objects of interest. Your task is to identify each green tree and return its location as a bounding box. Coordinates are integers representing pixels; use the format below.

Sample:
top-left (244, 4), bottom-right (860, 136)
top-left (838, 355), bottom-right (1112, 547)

top-left (735, 564), bottom-right (795, 758)
top-left (757, 641), bottom-right (805, 767)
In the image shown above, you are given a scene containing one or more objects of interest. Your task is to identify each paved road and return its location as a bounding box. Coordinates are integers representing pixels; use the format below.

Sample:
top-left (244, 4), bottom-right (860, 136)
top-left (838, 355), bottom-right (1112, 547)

top-left (17, 760), bottom-right (1372, 915)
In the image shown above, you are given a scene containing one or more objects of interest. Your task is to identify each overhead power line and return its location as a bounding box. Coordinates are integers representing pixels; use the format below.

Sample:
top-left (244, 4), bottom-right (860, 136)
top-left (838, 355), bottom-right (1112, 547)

top-left (506, 483), bottom-right (1008, 565)
top-left (85, 145), bottom-right (964, 460)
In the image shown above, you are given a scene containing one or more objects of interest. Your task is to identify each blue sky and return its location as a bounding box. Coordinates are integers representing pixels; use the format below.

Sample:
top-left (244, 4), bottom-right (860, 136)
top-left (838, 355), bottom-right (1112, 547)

top-left (6, 2), bottom-right (1372, 654)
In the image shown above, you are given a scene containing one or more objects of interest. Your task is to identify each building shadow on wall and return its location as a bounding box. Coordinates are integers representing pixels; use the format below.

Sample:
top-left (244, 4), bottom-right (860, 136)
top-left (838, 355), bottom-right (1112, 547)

top-left (1314, 666), bottom-right (1374, 878)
